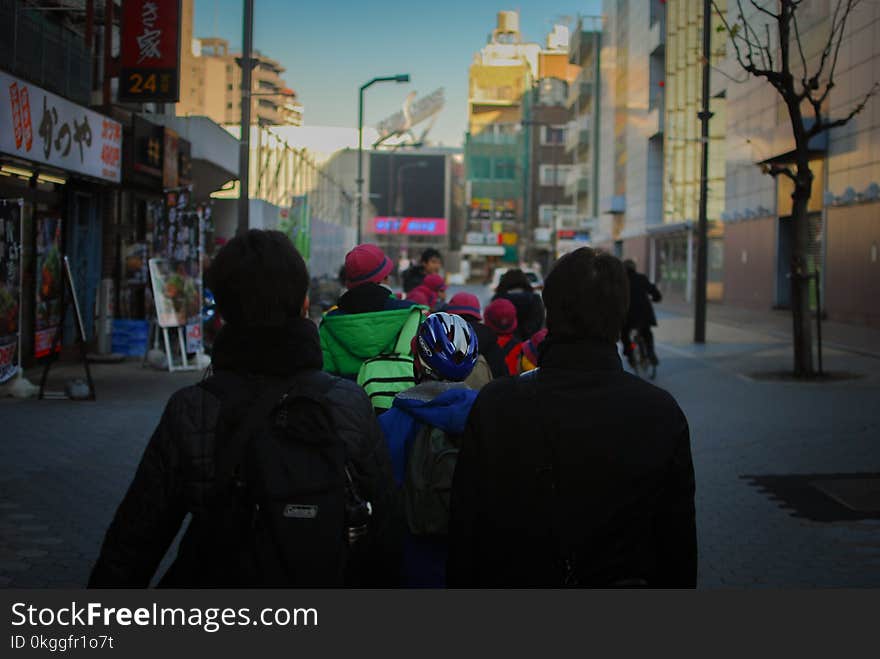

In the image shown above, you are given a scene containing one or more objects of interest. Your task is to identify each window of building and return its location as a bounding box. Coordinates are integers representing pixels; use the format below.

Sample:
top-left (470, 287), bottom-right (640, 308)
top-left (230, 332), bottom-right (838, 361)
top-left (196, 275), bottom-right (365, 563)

top-left (227, 84), bottom-right (233, 91)
top-left (541, 125), bottom-right (566, 145)
top-left (494, 158), bottom-right (517, 180)
top-left (538, 204), bottom-right (576, 226)
top-left (226, 102), bottom-right (233, 109)
top-left (539, 164), bottom-right (573, 186)
top-left (470, 156), bottom-right (491, 180)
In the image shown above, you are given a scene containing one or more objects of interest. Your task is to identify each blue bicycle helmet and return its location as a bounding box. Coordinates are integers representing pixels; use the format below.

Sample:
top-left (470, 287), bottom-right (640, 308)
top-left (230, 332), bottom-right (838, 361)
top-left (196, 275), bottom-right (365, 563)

top-left (414, 312), bottom-right (479, 382)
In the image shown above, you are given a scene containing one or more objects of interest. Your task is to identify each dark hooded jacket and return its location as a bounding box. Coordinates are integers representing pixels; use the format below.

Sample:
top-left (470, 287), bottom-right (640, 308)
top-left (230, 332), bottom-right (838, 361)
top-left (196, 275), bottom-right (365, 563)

top-left (89, 317), bottom-right (401, 587)
top-left (492, 289), bottom-right (545, 341)
top-left (625, 270), bottom-right (662, 328)
top-left (448, 335), bottom-right (696, 587)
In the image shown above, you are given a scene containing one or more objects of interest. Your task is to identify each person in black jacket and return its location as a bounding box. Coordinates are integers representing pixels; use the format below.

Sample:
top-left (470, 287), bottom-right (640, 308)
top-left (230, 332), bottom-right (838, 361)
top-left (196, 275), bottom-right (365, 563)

top-left (622, 259), bottom-right (662, 367)
top-left (492, 268), bottom-right (545, 340)
top-left (401, 248), bottom-right (443, 293)
top-left (89, 230), bottom-right (401, 587)
top-left (448, 247), bottom-right (696, 587)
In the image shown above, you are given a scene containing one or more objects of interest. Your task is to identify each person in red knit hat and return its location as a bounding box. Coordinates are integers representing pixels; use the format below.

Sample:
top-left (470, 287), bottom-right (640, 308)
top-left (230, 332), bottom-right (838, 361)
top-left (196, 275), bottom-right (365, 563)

top-left (483, 298), bottom-right (521, 376)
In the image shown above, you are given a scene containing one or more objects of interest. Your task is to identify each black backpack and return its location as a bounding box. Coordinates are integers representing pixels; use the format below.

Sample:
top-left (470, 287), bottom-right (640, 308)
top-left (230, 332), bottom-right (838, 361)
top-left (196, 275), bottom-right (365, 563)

top-left (195, 370), bottom-right (370, 587)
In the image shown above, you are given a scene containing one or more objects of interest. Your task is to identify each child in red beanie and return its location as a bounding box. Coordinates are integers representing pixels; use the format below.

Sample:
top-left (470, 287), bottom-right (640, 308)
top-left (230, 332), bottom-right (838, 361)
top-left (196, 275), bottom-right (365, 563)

top-left (484, 298), bottom-right (521, 376)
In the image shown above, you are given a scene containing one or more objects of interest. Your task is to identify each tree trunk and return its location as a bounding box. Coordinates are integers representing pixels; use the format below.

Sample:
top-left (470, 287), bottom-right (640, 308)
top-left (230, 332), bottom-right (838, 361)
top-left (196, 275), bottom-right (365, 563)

top-left (789, 169), bottom-right (814, 377)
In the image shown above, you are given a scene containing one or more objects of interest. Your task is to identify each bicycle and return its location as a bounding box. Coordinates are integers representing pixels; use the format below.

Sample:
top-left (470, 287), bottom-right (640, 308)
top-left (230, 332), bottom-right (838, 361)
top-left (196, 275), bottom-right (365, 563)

top-left (626, 328), bottom-right (656, 380)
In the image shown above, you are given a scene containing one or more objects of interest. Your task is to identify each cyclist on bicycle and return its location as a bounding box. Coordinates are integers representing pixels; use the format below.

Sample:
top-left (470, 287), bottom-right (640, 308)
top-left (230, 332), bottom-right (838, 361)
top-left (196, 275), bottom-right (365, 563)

top-left (621, 259), bottom-right (662, 370)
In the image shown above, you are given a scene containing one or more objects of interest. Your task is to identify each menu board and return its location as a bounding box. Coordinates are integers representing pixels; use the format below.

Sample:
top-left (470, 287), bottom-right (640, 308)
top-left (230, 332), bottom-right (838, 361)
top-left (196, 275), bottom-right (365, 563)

top-left (0, 200), bottom-right (22, 382)
top-left (149, 189), bottom-right (204, 343)
top-left (34, 216), bottom-right (63, 358)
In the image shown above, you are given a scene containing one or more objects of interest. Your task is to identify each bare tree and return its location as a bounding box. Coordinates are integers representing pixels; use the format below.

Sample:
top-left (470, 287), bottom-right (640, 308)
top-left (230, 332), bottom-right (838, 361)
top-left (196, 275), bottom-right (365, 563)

top-left (713, 0), bottom-right (879, 377)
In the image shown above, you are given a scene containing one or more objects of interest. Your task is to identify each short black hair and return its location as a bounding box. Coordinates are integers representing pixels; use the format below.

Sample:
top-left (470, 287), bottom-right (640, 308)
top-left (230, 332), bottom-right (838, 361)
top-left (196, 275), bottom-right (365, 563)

top-left (420, 248), bottom-right (442, 264)
top-left (206, 229), bottom-right (308, 327)
top-left (542, 247), bottom-right (629, 343)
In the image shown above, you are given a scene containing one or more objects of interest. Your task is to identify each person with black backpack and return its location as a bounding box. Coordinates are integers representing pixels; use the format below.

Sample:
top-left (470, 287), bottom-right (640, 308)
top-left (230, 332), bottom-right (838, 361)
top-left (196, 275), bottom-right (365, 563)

top-left (379, 312), bottom-right (479, 587)
top-left (448, 248), bottom-right (696, 588)
top-left (89, 230), bottom-right (402, 587)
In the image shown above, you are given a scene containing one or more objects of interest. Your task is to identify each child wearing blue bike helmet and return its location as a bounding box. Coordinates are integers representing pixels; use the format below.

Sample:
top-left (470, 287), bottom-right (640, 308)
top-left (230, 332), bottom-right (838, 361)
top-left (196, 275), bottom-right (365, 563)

top-left (379, 312), bottom-right (479, 587)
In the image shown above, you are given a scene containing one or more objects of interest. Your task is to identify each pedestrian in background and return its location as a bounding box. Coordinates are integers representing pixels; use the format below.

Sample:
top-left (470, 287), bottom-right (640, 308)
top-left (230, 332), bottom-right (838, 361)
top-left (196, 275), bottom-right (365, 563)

top-left (319, 244), bottom-right (426, 412)
top-left (402, 248), bottom-right (444, 293)
top-left (484, 298), bottom-right (522, 376)
top-left (621, 259), bottom-right (662, 370)
top-left (379, 312), bottom-right (479, 586)
top-left (407, 272), bottom-right (447, 311)
top-left (492, 268), bottom-right (545, 341)
top-left (448, 247), bottom-right (696, 587)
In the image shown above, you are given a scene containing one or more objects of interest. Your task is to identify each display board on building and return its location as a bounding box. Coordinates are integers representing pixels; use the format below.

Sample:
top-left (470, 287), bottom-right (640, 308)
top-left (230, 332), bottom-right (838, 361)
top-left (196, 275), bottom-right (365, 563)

top-left (369, 153), bottom-right (447, 230)
top-left (469, 198), bottom-right (518, 221)
top-left (34, 217), bottom-right (63, 358)
top-left (371, 217), bottom-right (447, 236)
top-left (0, 71), bottom-right (122, 183)
top-left (0, 200), bottom-right (22, 383)
top-left (119, 0), bottom-right (182, 103)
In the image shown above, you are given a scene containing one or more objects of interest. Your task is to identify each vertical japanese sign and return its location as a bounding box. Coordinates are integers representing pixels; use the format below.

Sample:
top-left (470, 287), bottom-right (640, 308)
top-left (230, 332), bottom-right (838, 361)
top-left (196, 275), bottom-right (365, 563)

top-left (0, 200), bottom-right (22, 383)
top-left (34, 217), bottom-right (63, 358)
top-left (149, 189), bottom-right (203, 354)
top-left (119, 0), bottom-right (182, 102)
top-left (0, 71), bottom-right (122, 182)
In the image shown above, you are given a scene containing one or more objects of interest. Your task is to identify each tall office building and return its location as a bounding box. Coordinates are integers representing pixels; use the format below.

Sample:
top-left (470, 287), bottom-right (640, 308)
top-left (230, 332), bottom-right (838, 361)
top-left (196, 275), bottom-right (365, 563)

top-left (463, 11), bottom-right (541, 279)
top-left (594, 1), bottom-right (668, 290)
top-left (522, 25), bottom-right (581, 270)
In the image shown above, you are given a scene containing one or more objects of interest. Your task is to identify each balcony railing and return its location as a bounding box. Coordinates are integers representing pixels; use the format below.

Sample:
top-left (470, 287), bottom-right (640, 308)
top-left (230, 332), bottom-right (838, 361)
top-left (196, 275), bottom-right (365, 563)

top-left (567, 79), bottom-right (594, 110)
top-left (564, 163), bottom-right (590, 199)
top-left (565, 116), bottom-right (591, 152)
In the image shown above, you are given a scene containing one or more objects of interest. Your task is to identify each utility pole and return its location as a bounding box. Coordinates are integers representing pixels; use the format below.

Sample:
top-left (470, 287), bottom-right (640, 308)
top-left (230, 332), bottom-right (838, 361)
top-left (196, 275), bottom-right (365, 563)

top-left (694, 0), bottom-right (712, 343)
top-left (237, 0), bottom-right (254, 235)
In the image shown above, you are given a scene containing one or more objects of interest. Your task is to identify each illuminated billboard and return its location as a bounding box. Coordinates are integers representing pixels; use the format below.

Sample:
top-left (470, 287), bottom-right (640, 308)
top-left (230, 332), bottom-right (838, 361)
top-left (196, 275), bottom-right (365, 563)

top-left (369, 152), bottom-right (446, 234)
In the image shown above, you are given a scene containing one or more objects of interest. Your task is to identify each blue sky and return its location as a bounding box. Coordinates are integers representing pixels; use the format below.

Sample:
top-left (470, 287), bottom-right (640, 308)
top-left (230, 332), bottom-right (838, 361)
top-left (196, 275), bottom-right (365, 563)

top-left (193, 0), bottom-right (603, 146)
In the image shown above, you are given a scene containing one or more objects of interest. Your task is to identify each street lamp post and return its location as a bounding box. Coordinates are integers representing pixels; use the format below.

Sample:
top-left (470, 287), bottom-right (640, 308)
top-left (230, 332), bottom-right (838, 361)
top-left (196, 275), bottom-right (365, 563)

top-left (356, 74), bottom-right (410, 245)
top-left (237, 0), bottom-right (255, 235)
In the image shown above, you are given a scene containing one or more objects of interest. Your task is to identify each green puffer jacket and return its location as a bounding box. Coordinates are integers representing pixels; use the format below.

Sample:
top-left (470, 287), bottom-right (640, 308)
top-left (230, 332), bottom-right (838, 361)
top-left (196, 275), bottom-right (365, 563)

top-left (320, 306), bottom-right (425, 377)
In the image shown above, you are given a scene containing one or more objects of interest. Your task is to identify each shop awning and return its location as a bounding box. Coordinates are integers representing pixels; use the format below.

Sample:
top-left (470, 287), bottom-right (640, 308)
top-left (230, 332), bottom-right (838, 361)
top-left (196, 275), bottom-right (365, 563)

top-left (140, 114), bottom-right (239, 199)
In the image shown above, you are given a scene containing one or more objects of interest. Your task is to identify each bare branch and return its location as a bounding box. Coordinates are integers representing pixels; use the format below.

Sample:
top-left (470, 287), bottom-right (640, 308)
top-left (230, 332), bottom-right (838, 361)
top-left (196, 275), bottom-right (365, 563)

top-left (763, 23), bottom-right (774, 72)
top-left (761, 163), bottom-right (797, 182)
top-left (714, 0), bottom-right (784, 85)
top-left (791, 6), bottom-right (809, 97)
top-left (809, 82), bottom-right (880, 137)
top-left (749, 0), bottom-right (779, 20)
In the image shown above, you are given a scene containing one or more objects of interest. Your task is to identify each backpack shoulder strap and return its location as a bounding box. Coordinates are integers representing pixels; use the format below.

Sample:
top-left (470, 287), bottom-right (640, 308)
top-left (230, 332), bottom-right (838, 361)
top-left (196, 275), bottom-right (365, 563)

top-left (499, 338), bottom-right (521, 359)
top-left (392, 306), bottom-right (424, 355)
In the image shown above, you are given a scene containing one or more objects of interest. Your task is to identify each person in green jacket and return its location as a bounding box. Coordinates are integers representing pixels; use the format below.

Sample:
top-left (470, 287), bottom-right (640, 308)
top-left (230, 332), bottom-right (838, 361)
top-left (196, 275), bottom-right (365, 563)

top-left (319, 245), bottom-right (426, 410)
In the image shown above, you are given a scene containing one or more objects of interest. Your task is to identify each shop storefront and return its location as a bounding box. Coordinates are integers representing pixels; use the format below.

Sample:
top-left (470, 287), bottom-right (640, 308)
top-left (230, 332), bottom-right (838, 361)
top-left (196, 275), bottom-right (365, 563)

top-left (0, 70), bottom-right (122, 365)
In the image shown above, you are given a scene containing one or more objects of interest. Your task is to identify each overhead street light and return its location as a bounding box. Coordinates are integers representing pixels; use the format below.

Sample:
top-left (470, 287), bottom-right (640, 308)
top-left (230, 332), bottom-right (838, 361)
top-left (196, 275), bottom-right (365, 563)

top-left (356, 74), bottom-right (411, 245)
